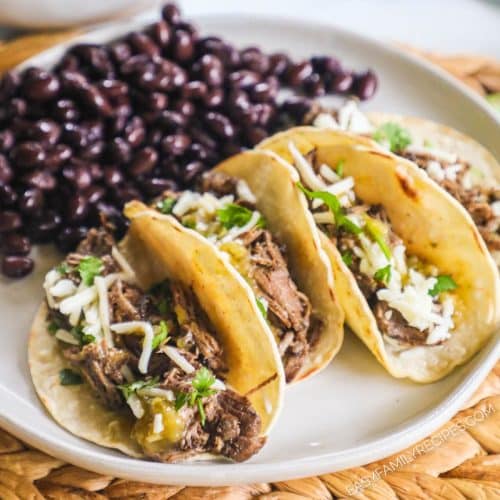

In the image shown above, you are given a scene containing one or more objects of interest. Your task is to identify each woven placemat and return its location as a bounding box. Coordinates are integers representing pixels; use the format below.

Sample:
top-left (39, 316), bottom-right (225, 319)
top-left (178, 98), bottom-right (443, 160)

top-left (0, 30), bottom-right (499, 499)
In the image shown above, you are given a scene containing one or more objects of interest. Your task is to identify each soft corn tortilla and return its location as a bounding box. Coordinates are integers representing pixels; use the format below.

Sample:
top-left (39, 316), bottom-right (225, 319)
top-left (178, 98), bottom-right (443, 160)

top-left (214, 150), bottom-right (344, 381)
top-left (368, 112), bottom-right (500, 266)
top-left (259, 127), bottom-right (500, 382)
top-left (29, 212), bottom-right (285, 460)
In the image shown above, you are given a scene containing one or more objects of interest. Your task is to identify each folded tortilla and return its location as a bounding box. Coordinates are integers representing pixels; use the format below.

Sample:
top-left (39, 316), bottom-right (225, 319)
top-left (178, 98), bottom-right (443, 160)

top-left (259, 127), bottom-right (500, 382)
top-left (29, 210), bottom-right (285, 461)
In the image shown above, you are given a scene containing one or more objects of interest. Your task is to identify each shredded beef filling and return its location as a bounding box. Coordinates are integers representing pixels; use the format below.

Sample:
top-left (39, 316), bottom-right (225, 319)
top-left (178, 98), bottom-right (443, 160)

top-left (51, 229), bottom-right (263, 462)
top-left (401, 151), bottom-right (500, 252)
top-left (241, 228), bottom-right (311, 381)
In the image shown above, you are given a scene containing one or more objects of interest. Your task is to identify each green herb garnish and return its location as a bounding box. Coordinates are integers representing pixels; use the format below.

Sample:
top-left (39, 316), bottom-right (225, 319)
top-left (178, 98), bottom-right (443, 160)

top-left (77, 256), bottom-right (103, 286)
top-left (182, 218), bottom-right (196, 229)
top-left (119, 377), bottom-right (159, 400)
top-left (56, 262), bottom-right (70, 274)
top-left (216, 203), bottom-right (265, 230)
top-left (47, 318), bottom-right (63, 335)
top-left (175, 367), bottom-right (217, 426)
top-left (156, 197), bottom-right (176, 215)
top-left (341, 250), bottom-right (353, 266)
top-left (297, 182), bottom-right (362, 235)
top-left (69, 325), bottom-right (95, 346)
top-left (373, 122), bottom-right (412, 152)
top-left (336, 159), bottom-right (345, 177)
top-left (59, 369), bottom-right (83, 386)
top-left (256, 296), bottom-right (268, 318)
top-left (374, 265), bottom-right (392, 284)
top-left (428, 275), bottom-right (457, 297)
top-left (152, 321), bottom-right (169, 350)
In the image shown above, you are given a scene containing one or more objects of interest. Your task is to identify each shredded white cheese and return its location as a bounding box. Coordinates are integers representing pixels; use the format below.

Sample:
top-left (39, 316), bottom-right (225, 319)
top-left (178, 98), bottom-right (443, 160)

top-left (313, 211), bottom-right (334, 224)
top-left (127, 393), bottom-right (144, 419)
top-left (43, 269), bottom-right (61, 308)
top-left (236, 180), bottom-right (257, 204)
top-left (288, 141), bottom-right (326, 191)
top-left (138, 387), bottom-right (175, 401)
top-left (95, 274), bottom-right (119, 347)
top-left (59, 286), bottom-right (97, 317)
top-left (336, 100), bottom-right (374, 134)
top-left (426, 160), bottom-right (445, 182)
top-left (111, 321), bottom-right (154, 374)
top-left (312, 112), bottom-right (339, 129)
top-left (111, 247), bottom-right (137, 283)
top-left (319, 163), bottom-right (341, 184)
top-left (55, 329), bottom-right (79, 345)
top-left (153, 413), bottom-right (164, 434)
top-left (49, 279), bottom-right (77, 298)
top-left (160, 345), bottom-right (195, 374)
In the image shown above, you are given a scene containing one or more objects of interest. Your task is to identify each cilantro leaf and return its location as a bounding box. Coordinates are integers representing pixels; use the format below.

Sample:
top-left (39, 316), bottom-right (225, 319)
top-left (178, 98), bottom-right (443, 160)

top-left (336, 160), bottom-right (345, 177)
top-left (428, 275), bottom-right (458, 297)
top-left (119, 377), bottom-right (159, 400)
top-left (217, 203), bottom-right (265, 230)
top-left (174, 367), bottom-right (217, 426)
top-left (60, 369), bottom-right (83, 386)
top-left (56, 262), bottom-right (70, 274)
top-left (374, 264), bottom-right (392, 284)
top-left (70, 325), bottom-right (95, 346)
top-left (341, 250), bottom-right (353, 266)
top-left (182, 218), bottom-right (196, 229)
top-left (256, 296), bottom-right (268, 319)
top-left (373, 122), bottom-right (412, 152)
top-left (77, 256), bottom-right (103, 286)
top-left (152, 321), bottom-right (169, 350)
top-left (156, 197), bottom-right (176, 214)
top-left (297, 182), bottom-right (362, 235)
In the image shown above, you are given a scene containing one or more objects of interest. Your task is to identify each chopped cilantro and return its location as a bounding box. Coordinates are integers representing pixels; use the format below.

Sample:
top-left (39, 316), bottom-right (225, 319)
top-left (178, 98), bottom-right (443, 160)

top-left (158, 299), bottom-right (169, 316)
top-left (256, 296), bottom-right (268, 318)
top-left (335, 159), bottom-right (345, 177)
top-left (341, 250), bottom-right (353, 266)
top-left (59, 369), bottom-right (83, 386)
top-left (373, 122), bottom-right (412, 152)
top-left (374, 265), bottom-right (392, 284)
top-left (56, 262), bottom-right (70, 274)
top-left (77, 256), bottom-right (103, 286)
top-left (70, 325), bottom-right (95, 346)
top-left (216, 203), bottom-right (265, 230)
top-left (428, 275), bottom-right (457, 297)
top-left (152, 321), bottom-right (169, 350)
top-left (156, 197), bottom-right (176, 214)
top-left (119, 376), bottom-right (159, 400)
top-left (182, 218), bottom-right (196, 229)
top-left (297, 182), bottom-right (362, 235)
top-left (47, 320), bottom-right (60, 336)
top-left (174, 367), bottom-right (217, 426)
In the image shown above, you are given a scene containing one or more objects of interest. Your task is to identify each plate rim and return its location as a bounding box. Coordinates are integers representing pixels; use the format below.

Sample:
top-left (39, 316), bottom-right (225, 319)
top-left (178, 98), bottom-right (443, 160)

top-left (1, 12), bottom-right (499, 486)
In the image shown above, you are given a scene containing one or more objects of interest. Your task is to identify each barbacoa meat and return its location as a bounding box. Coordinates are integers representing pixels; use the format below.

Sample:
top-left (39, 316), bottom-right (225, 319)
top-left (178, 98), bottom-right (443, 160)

top-left (402, 151), bottom-right (500, 252)
top-left (63, 342), bottom-right (129, 410)
top-left (151, 371), bottom-right (265, 463)
top-left (170, 283), bottom-right (226, 374)
top-left (241, 228), bottom-right (311, 381)
top-left (199, 171), bottom-right (238, 197)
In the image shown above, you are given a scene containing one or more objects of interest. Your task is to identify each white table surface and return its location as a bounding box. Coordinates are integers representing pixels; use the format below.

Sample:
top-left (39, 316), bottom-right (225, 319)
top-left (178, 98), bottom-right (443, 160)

top-left (179, 0), bottom-right (500, 58)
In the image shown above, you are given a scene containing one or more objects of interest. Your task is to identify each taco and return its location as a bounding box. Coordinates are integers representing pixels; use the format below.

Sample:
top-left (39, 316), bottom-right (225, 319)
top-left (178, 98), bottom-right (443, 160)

top-left (29, 214), bottom-right (284, 463)
top-left (143, 150), bottom-right (344, 383)
top-left (309, 100), bottom-right (500, 265)
top-left (259, 127), bottom-right (499, 382)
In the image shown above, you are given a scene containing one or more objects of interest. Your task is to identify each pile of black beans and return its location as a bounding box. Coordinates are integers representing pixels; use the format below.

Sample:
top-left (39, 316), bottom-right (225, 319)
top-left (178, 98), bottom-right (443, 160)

top-left (0, 3), bottom-right (377, 278)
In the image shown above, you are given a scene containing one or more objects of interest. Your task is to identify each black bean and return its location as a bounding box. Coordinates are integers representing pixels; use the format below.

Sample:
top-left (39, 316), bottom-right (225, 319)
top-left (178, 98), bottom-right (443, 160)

top-left (205, 112), bottom-right (235, 139)
top-left (204, 88), bottom-right (224, 108)
top-left (62, 164), bottom-right (92, 190)
top-left (128, 32), bottom-right (161, 58)
top-left (6, 98), bottom-right (27, 119)
top-left (157, 110), bottom-right (186, 131)
top-left (62, 123), bottom-right (89, 149)
top-left (22, 170), bottom-right (56, 191)
top-left (181, 80), bottom-right (207, 100)
top-left (268, 52), bottom-right (290, 78)
top-left (182, 161), bottom-right (205, 184)
top-left (328, 70), bottom-right (354, 93)
top-left (98, 79), bottom-right (128, 101)
top-left (109, 41), bottom-right (132, 64)
top-left (172, 29), bottom-right (195, 62)
top-left (52, 99), bottom-right (80, 122)
top-left (27, 210), bottom-right (61, 242)
top-left (124, 117), bottom-right (146, 148)
top-left (286, 61), bottom-right (313, 87)
top-left (103, 165), bottom-right (124, 186)
top-left (354, 70), bottom-right (378, 100)
top-left (44, 144), bottom-right (72, 172)
top-left (66, 193), bottom-right (89, 223)
top-left (0, 210), bottom-right (22, 232)
top-left (4, 233), bottom-right (31, 256)
top-left (240, 47), bottom-right (270, 74)
top-left (162, 3), bottom-right (182, 24)
top-left (310, 56), bottom-right (340, 74)
top-left (129, 147), bottom-right (158, 176)
top-left (83, 185), bottom-right (106, 204)
top-left (25, 119), bottom-right (61, 145)
top-left (0, 71), bottom-right (20, 103)
top-left (141, 177), bottom-right (178, 196)
top-left (0, 130), bottom-right (15, 153)
top-left (10, 142), bottom-right (46, 169)
top-left (228, 70), bottom-right (261, 89)
top-left (107, 137), bottom-right (132, 164)
top-left (0, 155), bottom-right (13, 184)
top-left (303, 73), bottom-right (325, 97)
top-left (173, 99), bottom-right (195, 117)
top-left (80, 141), bottom-right (104, 161)
top-left (281, 97), bottom-right (313, 121)
top-left (18, 188), bottom-right (44, 215)
top-left (78, 85), bottom-right (112, 116)
top-left (2, 256), bottom-right (34, 278)
top-left (161, 134), bottom-right (191, 156)
top-left (148, 20), bottom-right (171, 47)
top-left (244, 126), bottom-right (268, 146)
top-left (197, 54), bottom-right (224, 87)
top-left (249, 81), bottom-right (276, 103)
top-left (0, 185), bottom-right (17, 207)
top-left (21, 70), bottom-right (60, 102)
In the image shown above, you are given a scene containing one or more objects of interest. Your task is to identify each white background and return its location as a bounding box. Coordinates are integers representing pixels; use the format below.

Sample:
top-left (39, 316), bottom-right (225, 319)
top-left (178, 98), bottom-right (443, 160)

top-left (179, 0), bottom-right (500, 58)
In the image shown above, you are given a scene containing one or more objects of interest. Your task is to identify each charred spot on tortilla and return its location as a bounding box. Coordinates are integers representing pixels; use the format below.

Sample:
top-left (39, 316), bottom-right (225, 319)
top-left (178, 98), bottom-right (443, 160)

top-left (395, 166), bottom-right (418, 199)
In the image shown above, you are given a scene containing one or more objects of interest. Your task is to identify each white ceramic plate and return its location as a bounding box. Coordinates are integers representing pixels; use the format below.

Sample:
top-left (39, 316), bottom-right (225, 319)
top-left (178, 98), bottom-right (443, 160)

top-left (1, 13), bottom-right (499, 487)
